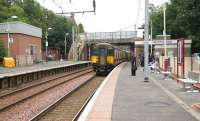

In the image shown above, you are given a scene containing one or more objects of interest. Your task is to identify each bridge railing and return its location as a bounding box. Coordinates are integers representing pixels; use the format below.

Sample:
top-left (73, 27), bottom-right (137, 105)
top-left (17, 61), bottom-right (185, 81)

top-left (80, 31), bottom-right (137, 41)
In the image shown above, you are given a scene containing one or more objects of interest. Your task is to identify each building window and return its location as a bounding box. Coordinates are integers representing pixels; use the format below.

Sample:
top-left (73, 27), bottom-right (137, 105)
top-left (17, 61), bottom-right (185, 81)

top-left (30, 45), bottom-right (37, 55)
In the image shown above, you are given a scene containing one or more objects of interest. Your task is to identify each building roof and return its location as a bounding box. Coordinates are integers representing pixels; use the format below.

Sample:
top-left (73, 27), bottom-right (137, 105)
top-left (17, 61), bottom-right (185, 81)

top-left (0, 21), bottom-right (42, 38)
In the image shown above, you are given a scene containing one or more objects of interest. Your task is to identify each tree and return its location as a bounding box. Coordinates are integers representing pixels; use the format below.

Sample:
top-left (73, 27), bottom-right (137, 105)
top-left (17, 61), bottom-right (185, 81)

top-left (149, 5), bottom-right (163, 38)
top-left (0, 0), bottom-right (81, 56)
top-left (47, 16), bottom-right (75, 56)
top-left (78, 23), bottom-right (84, 33)
top-left (0, 0), bottom-right (10, 22)
top-left (150, 0), bottom-right (200, 52)
top-left (170, 0), bottom-right (200, 52)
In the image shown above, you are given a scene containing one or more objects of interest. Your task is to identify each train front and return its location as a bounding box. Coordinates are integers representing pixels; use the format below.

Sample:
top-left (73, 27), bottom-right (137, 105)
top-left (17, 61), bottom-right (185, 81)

top-left (90, 43), bottom-right (115, 73)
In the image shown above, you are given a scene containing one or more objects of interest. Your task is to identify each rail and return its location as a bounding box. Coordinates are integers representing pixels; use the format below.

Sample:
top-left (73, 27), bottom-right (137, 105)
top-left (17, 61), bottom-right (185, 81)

top-left (29, 74), bottom-right (96, 121)
top-left (0, 68), bottom-right (93, 112)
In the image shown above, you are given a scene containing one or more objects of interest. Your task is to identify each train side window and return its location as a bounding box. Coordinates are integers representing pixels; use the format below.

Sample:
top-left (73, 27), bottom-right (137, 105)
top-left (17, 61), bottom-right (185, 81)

top-left (115, 50), bottom-right (117, 58)
top-left (115, 50), bottom-right (116, 58)
top-left (108, 49), bottom-right (114, 55)
top-left (117, 50), bottom-right (119, 58)
top-left (117, 51), bottom-right (119, 58)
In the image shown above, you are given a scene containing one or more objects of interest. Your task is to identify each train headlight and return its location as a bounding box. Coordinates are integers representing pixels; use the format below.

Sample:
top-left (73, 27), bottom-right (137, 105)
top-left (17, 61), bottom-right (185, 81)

top-left (107, 56), bottom-right (114, 64)
top-left (91, 56), bottom-right (98, 63)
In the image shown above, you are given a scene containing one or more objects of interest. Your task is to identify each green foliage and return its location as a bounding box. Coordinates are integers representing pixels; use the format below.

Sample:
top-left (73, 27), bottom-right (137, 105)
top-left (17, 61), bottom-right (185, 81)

top-left (0, 0), bottom-right (85, 56)
top-left (0, 39), bottom-right (6, 58)
top-left (150, 0), bottom-right (200, 52)
top-left (150, 5), bottom-right (163, 38)
top-left (78, 23), bottom-right (84, 33)
top-left (48, 16), bottom-right (75, 56)
top-left (0, 0), bottom-right (10, 22)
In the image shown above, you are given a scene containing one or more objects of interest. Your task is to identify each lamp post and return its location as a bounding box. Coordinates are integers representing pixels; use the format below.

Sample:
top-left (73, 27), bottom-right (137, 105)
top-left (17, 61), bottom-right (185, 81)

top-left (72, 26), bottom-right (75, 61)
top-left (163, 0), bottom-right (168, 71)
top-left (163, 0), bottom-right (167, 59)
top-left (7, 15), bottom-right (18, 57)
top-left (45, 27), bottom-right (52, 62)
top-left (150, 20), bottom-right (153, 55)
top-left (64, 33), bottom-right (69, 60)
top-left (149, 4), bottom-right (154, 56)
top-left (144, 0), bottom-right (149, 81)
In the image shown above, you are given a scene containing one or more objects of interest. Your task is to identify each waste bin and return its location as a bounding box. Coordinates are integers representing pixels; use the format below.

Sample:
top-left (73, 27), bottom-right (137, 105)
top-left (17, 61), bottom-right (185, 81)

top-left (3, 57), bottom-right (15, 68)
top-left (164, 58), bottom-right (170, 71)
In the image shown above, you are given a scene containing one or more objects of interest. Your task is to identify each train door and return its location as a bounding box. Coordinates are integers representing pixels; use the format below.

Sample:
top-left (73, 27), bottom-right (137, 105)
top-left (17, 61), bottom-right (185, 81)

top-left (99, 48), bottom-right (107, 65)
top-left (107, 48), bottom-right (114, 64)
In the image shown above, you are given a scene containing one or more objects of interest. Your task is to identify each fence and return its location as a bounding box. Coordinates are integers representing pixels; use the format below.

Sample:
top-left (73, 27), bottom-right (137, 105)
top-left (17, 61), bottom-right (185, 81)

top-left (16, 55), bottom-right (33, 67)
top-left (83, 31), bottom-right (137, 40)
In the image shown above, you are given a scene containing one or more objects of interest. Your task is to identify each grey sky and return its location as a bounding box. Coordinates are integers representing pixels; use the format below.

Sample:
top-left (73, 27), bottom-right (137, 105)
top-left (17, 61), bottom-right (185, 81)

top-left (36, 0), bottom-right (165, 33)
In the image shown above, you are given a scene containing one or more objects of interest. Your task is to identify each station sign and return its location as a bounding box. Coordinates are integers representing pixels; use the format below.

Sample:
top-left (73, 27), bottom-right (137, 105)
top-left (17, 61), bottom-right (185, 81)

top-left (152, 40), bottom-right (177, 45)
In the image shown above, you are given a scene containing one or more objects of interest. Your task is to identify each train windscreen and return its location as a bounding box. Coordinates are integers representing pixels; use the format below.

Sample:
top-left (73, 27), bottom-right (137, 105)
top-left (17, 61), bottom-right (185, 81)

top-left (99, 48), bottom-right (107, 56)
top-left (91, 47), bottom-right (99, 55)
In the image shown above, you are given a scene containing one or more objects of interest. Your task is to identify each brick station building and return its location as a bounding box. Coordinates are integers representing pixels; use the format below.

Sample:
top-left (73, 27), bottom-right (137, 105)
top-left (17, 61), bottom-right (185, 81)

top-left (0, 21), bottom-right (42, 66)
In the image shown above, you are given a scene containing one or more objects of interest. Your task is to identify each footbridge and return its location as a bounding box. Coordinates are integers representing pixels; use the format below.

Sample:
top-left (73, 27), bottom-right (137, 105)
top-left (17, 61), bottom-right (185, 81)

top-left (76, 31), bottom-right (143, 60)
top-left (69, 31), bottom-right (143, 61)
top-left (83, 31), bottom-right (139, 45)
top-left (79, 31), bottom-right (143, 53)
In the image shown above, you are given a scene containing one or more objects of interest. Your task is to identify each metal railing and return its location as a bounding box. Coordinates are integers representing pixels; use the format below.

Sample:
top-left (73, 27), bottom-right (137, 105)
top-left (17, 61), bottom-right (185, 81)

top-left (80, 31), bottom-right (137, 41)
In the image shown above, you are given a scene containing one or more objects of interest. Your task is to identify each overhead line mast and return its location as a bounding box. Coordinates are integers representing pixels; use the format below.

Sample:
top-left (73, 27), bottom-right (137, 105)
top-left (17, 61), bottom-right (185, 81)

top-left (144, 0), bottom-right (149, 81)
top-left (56, 0), bottom-right (96, 15)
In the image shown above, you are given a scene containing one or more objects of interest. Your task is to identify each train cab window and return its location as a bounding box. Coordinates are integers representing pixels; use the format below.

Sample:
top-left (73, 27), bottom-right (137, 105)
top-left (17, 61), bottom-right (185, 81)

top-left (99, 48), bottom-right (107, 56)
top-left (91, 47), bottom-right (99, 55)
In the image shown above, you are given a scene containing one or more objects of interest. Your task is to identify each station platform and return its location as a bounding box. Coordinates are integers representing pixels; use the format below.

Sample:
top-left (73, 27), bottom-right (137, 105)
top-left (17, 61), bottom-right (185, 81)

top-left (0, 61), bottom-right (89, 77)
top-left (78, 62), bottom-right (200, 121)
top-left (0, 60), bottom-right (91, 91)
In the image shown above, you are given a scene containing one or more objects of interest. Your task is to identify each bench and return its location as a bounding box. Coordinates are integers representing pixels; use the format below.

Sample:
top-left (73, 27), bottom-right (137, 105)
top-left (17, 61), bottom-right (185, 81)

top-left (178, 78), bottom-right (198, 91)
top-left (193, 83), bottom-right (200, 90)
top-left (187, 71), bottom-right (200, 91)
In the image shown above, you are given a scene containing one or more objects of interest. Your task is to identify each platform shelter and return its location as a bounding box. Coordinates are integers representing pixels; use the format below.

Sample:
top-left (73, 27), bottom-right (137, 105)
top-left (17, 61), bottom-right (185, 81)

top-left (154, 38), bottom-right (192, 79)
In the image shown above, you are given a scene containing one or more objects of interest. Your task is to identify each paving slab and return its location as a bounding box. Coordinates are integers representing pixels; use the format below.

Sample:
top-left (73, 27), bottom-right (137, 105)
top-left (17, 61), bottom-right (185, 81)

top-left (112, 63), bottom-right (199, 121)
top-left (150, 71), bottom-right (200, 113)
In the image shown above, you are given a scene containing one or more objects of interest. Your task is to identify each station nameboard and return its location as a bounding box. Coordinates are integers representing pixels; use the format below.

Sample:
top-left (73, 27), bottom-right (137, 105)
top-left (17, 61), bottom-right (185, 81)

top-left (152, 39), bottom-right (192, 45)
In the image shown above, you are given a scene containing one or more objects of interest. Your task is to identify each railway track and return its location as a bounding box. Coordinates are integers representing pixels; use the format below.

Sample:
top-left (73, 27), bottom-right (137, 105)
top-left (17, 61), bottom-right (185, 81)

top-left (33, 76), bottom-right (104, 121)
top-left (0, 67), bottom-right (92, 111)
top-left (0, 68), bottom-right (96, 121)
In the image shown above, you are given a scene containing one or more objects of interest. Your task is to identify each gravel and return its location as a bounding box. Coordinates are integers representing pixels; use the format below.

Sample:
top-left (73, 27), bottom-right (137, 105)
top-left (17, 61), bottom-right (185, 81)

top-left (0, 72), bottom-right (95, 121)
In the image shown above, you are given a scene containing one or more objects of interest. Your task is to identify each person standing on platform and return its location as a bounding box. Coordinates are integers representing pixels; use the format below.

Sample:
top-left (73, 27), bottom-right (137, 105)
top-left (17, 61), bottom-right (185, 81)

top-left (130, 44), bottom-right (137, 76)
top-left (131, 55), bottom-right (137, 76)
top-left (140, 53), bottom-right (144, 67)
